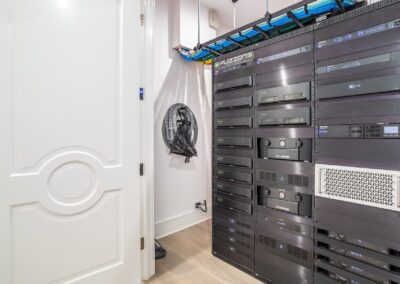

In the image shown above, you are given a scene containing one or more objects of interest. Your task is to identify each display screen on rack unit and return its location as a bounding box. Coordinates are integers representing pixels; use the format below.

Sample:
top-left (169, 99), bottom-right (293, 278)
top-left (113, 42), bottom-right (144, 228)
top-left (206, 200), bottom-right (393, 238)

top-left (315, 52), bottom-right (399, 74)
top-left (316, 19), bottom-right (400, 49)
top-left (318, 124), bottom-right (400, 139)
top-left (256, 45), bottom-right (312, 64)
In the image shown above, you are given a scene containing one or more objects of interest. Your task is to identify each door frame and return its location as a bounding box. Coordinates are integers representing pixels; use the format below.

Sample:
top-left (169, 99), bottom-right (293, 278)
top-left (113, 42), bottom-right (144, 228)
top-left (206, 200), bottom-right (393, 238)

top-left (140, 0), bottom-right (156, 280)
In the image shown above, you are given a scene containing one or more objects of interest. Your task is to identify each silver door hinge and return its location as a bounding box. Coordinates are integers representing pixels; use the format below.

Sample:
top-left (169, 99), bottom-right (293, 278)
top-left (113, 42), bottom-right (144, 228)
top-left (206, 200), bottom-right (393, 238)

top-left (140, 163), bottom-right (144, 176)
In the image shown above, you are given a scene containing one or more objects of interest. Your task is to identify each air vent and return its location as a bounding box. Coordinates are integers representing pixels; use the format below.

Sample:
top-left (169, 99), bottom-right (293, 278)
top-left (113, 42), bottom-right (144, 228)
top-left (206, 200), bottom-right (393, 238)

top-left (259, 170), bottom-right (309, 187)
top-left (237, 221), bottom-right (251, 230)
top-left (215, 213), bottom-right (229, 222)
top-left (365, 125), bottom-right (381, 138)
top-left (237, 230), bottom-right (251, 239)
top-left (259, 234), bottom-right (310, 261)
top-left (237, 240), bottom-right (251, 249)
top-left (237, 250), bottom-right (252, 259)
top-left (214, 223), bottom-right (229, 232)
top-left (289, 174), bottom-right (310, 187)
top-left (258, 170), bottom-right (277, 182)
top-left (287, 244), bottom-right (309, 261)
top-left (259, 234), bottom-right (276, 249)
top-left (315, 164), bottom-right (400, 211)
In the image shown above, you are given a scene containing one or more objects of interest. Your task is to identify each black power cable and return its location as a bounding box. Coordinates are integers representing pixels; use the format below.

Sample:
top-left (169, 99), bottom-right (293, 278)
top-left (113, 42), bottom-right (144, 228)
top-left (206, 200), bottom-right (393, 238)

top-left (195, 200), bottom-right (208, 213)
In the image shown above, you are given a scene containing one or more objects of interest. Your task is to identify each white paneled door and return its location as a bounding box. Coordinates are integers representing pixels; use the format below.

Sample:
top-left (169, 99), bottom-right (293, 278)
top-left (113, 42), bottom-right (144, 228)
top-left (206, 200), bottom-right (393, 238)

top-left (0, 0), bottom-right (141, 283)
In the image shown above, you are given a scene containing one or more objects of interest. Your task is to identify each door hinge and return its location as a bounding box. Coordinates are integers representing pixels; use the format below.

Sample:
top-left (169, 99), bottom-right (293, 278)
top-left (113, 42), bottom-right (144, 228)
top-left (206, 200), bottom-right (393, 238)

top-left (139, 87), bottom-right (144, 101)
top-left (140, 163), bottom-right (144, 176)
top-left (141, 237), bottom-right (145, 250)
top-left (140, 13), bottom-right (145, 26)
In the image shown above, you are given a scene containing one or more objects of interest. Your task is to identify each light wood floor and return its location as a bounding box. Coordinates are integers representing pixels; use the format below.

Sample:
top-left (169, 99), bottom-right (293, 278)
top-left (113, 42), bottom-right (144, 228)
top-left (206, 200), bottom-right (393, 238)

top-left (145, 220), bottom-right (262, 284)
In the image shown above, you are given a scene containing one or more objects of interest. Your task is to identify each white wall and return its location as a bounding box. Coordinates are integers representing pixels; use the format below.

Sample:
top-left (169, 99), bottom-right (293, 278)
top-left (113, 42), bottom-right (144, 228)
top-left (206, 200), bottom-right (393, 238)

top-left (154, 0), bottom-right (214, 238)
top-left (203, 0), bottom-right (301, 32)
top-left (153, 0), bottom-right (304, 238)
top-left (217, 23), bottom-right (231, 37)
top-left (179, 0), bottom-right (217, 47)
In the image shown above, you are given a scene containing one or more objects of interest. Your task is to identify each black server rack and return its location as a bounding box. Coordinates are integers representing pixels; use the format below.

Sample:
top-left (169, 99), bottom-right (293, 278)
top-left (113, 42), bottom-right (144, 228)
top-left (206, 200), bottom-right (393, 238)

top-left (211, 1), bottom-right (400, 283)
top-left (212, 47), bottom-right (256, 273)
top-left (253, 26), bottom-right (315, 284)
top-left (314, 0), bottom-right (400, 283)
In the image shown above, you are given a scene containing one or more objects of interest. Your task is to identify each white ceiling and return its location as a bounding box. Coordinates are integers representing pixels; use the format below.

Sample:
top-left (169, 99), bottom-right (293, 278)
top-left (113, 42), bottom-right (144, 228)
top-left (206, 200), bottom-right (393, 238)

top-left (201, 0), bottom-right (298, 29)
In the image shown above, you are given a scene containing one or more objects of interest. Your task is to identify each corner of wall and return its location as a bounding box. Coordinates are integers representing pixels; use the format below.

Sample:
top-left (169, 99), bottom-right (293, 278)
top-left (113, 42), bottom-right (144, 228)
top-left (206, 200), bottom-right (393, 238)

top-left (155, 210), bottom-right (211, 239)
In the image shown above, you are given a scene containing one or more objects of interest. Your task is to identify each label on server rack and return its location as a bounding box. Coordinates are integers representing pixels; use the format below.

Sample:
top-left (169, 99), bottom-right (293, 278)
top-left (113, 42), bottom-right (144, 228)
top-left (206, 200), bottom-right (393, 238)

top-left (214, 51), bottom-right (254, 75)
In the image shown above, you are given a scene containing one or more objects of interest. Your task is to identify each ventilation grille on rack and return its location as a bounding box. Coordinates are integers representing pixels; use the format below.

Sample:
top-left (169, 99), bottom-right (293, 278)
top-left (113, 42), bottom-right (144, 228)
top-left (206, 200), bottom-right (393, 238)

top-left (258, 234), bottom-right (310, 262)
top-left (258, 170), bottom-right (309, 187)
top-left (315, 164), bottom-right (400, 211)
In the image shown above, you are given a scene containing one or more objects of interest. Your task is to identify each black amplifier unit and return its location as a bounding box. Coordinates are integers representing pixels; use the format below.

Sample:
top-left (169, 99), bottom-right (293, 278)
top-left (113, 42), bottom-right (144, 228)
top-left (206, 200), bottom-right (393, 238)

top-left (255, 225), bottom-right (314, 284)
top-left (317, 74), bottom-right (400, 100)
top-left (256, 82), bottom-right (311, 105)
top-left (258, 187), bottom-right (312, 217)
top-left (257, 211), bottom-right (312, 238)
top-left (257, 170), bottom-right (311, 189)
top-left (257, 107), bottom-right (311, 126)
top-left (318, 124), bottom-right (400, 139)
top-left (214, 195), bottom-right (252, 215)
top-left (215, 182), bottom-right (253, 200)
top-left (215, 137), bottom-right (253, 148)
top-left (315, 234), bottom-right (400, 274)
top-left (315, 247), bottom-right (400, 284)
top-left (258, 138), bottom-right (312, 162)
top-left (214, 169), bottom-right (252, 184)
top-left (214, 117), bottom-right (253, 128)
top-left (214, 97), bottom-right (253, 111)
top-left (214, 76), bottom-right (253, 93)
top-left (215, 155), bottom-right (252, 168)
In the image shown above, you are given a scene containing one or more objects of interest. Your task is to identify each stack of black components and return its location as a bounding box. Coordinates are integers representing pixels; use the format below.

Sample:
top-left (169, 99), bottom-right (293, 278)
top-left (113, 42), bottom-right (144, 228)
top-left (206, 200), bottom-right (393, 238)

top-left (253, 25), bottom-right (315, 284)
top-left (212, 47), bottom-right (256, 272)
top-left (212, 0), bottom-right (400, 283)
top-left (314, 1), bottom-right (400, 283)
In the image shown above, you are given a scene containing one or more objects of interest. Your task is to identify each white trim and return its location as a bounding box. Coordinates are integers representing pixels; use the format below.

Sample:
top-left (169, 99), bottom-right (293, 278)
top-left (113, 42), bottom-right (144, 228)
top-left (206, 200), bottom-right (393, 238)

top-left (156, 210), bottom-right (211, 239)
top-left (140, 0), bottom-right (156, 280)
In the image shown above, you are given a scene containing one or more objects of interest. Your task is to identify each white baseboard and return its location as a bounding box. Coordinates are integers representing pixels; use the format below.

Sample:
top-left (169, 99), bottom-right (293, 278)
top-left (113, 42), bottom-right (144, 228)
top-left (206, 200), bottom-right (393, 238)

top-left (155, 210), bottom-right (211, 239)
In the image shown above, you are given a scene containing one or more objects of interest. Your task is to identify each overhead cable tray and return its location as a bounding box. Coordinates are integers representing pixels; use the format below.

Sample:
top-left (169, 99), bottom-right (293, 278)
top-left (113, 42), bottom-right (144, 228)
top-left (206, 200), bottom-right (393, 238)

top-left (176, 0), bottom-right (361, 64)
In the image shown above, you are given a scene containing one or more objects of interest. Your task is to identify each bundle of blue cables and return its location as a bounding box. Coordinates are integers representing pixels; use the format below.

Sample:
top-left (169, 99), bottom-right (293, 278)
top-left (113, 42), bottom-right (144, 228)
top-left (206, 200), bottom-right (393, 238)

top-left (177, 0), bottom-right (358, 64)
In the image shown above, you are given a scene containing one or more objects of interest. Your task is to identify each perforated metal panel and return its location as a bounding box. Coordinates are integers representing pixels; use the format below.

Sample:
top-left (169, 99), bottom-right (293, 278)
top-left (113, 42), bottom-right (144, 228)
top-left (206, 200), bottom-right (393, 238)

top-left (315, 164), bottom-right (400, 211)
